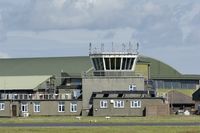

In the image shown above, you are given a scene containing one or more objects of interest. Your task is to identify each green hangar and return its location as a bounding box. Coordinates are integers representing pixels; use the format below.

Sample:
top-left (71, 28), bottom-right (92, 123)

top-left (0, 46), bottom-right (199, 117)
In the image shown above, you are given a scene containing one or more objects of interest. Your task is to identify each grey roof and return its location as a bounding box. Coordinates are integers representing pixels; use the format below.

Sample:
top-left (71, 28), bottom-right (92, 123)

top-left (0, 55), bottom-right (199, 80)
top-left (0, 75), bottom-right (52, 90)
top-left (0, 56), bottom-right (91, 77)
top-left (168, 90), bottom-right (194, 104)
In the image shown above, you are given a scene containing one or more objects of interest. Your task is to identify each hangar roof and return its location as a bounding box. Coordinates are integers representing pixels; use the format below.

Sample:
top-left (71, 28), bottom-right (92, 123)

top-left (0, 56), bottom-right (199, 79)
top-left (0, 75), bottom-right (52, 90)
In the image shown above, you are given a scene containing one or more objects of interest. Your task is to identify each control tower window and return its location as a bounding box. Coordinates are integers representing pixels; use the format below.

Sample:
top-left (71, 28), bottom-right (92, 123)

top-left (129, 58), bottom-right (134, 70)
top-left (110, 58), bottom-right (115, 70)
top-left (92, 58), bottom-right (104, 70)
top-left (122, 58), bottom-right (135, 70)
top-left (126, 58), bottom-right (131, 69)
top-left (116, 58), bottom-right (121, 70)
top-left (105, 58), bottom-right (110, 70)
top-left (122, 58), bottom-right (127, 70)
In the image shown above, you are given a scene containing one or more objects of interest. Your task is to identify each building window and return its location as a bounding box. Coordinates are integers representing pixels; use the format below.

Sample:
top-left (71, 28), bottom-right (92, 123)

top-left (114, 100), bottom-right (124, 108)
top-left (0, 102), bottom-right (5, 111)
top-left (21, 103), bottom-right (28, 112)
top-left (58, 101), bottom-right (65, 112)
top-left (129, 84), bottom-right (136, 91)
top-left (70, 103), bottom-right (77, 112)
top-left (130, 100), bottom-right (141, 108)
top-left (100, 100), bottom-right (108, 108)
top-left (34, 102), bottom-right (40, 113)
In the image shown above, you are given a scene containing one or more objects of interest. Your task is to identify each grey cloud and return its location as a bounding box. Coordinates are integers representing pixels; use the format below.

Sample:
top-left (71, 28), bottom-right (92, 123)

top-left (0, 0), bottom-right (200, 47)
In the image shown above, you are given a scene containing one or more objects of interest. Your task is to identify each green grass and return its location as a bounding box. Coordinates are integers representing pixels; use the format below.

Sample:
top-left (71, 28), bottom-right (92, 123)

top-left (0, 126), bottom-right (200, 133)
top-left (0, 116), bottom-right (200, 124)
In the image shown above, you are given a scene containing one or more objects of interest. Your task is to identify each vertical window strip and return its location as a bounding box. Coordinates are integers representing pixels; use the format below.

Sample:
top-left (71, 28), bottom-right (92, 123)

top-left (0, 102), bottom-right (5, 111)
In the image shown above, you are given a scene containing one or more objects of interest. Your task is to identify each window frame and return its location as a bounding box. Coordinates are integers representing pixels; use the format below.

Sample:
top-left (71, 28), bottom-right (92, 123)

top-left (130, 100), bottom-right (141, 108)
top-left (33, 102), bottom-right (40, 113)
top-left (58, 101), bottom-right (65, 112)
top-left (113, 100), bottom-right (124, 108)
top-left (129, 84), bottom-right (137, 91)
top-left (70, 103), bottom-right (77, 113)
top-left (21, 103), bottom-right (28, 113)
top-left (0, 102), bottom-right (5, 111)
top-left (100, 100), bottom-right (108, 109)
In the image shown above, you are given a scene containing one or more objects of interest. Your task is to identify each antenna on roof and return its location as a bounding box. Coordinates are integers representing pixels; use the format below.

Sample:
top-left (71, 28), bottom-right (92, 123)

top-left (101, 43), bottom-right (104, 52)
top-left (112, 42), bottom-right (114, 52)
top-left (136, 42), bottom-right (139, 54)
top-left (89, 43), bottom-right (92, 54)
top-left (128, 42), bottom-right (132, 53)
top-left (122, 43), bottom-right (126, 52)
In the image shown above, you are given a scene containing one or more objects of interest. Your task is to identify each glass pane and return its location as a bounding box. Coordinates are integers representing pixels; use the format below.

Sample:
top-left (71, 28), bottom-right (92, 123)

top-left (92, 58), bottom-right (98, 70)
top-left (98, 58), bottom-right (104, 70)
top-left (126, 58), bottom-right (131, 69)
top-left (128, 58), bottom-right (135, 70)
top-left (116, 58), bottom-right (121, 70)
top-left (122, 58), bottom-right (126, 70)
top-left (110, 58), bottom-right (115, 70)
top-left (104, 58), bottom-right (110, 70)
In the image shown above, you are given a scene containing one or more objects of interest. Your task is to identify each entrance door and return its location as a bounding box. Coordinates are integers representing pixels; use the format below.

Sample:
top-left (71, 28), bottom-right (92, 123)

top-left (12, 105), bottom-right (17, 117)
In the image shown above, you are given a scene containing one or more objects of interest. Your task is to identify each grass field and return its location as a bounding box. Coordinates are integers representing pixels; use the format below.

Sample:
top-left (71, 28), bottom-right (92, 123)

top-left (0, 115), bottom-right (200, 124)
top-left (0, 116), bottom-right (200, 133)
top-left (0, 126), bottom-right (200, 133)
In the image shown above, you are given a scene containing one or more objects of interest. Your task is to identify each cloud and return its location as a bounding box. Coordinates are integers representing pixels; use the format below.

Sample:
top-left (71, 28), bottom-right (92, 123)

top-left (0, 0), bottom-right (200, 48)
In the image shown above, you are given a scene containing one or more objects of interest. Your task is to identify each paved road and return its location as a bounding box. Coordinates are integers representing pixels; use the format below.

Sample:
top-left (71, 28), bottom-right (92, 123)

top-left (0, 122), bottom-right (200, 127)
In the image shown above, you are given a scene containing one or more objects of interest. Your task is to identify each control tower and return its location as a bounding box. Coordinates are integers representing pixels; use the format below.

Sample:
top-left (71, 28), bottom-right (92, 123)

top-left (82, 43), bottom-right (144, 116)
top-left (89, 43), bottom-right (139, 76)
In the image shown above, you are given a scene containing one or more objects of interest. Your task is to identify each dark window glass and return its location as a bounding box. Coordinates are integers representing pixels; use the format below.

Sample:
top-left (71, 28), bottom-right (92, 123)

top-left (97, 58), bottom-right (104, 70)
top-left (105, 58), bottom-right (110, 70)
top-left (110, 58), bottom-right (115, 70)
top-left (126, 58), bottom-right (131, 69)
top-left (122, 58), bottom-right (126, 70)
top-left (128, 58), bottom-right (135, 70)
top-left (92, 58), bottom-right (98, 70)
top-left (116, 58), bottom-right (121, 70)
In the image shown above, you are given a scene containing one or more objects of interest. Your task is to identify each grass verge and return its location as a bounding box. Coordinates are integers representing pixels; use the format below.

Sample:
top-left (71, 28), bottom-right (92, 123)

top-left (0, 115), bottom-right (200, 124)
top-left (0, 126), bottom-right (200, 133)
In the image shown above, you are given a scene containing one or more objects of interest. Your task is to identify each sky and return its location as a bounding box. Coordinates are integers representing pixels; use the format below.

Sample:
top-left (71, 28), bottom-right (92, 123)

top-left (0, 0), bottom-right (200, 74)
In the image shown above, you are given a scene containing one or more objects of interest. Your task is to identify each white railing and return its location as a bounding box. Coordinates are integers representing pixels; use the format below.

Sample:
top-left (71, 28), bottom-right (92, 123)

top-left (0, 93), bottom-right (73, 100)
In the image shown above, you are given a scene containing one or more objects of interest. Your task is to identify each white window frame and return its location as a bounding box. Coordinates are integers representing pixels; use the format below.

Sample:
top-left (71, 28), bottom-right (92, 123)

top-left (129, 84), bottom-right (136, 91)
top-left (33, 102), bottom-right (40, 113)
top-left (21, 103), bottom-right (28, 113)
top-left (0, 102), bottom-right (5, 111)
top-left (100, 100), bottom-right (108, 108)
top-left (114, 100), bottom-right (124, 108)
top-left (70, 103), bottom-right (77, 113)
top-left (58, 101), bottom-right (65, 112)
top-left (130, 100), bottom-right (141, 108)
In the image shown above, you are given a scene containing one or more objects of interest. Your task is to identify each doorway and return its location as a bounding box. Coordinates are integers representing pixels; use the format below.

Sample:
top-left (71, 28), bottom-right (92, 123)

top-left (12, 105), bottom-right (17, 117)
